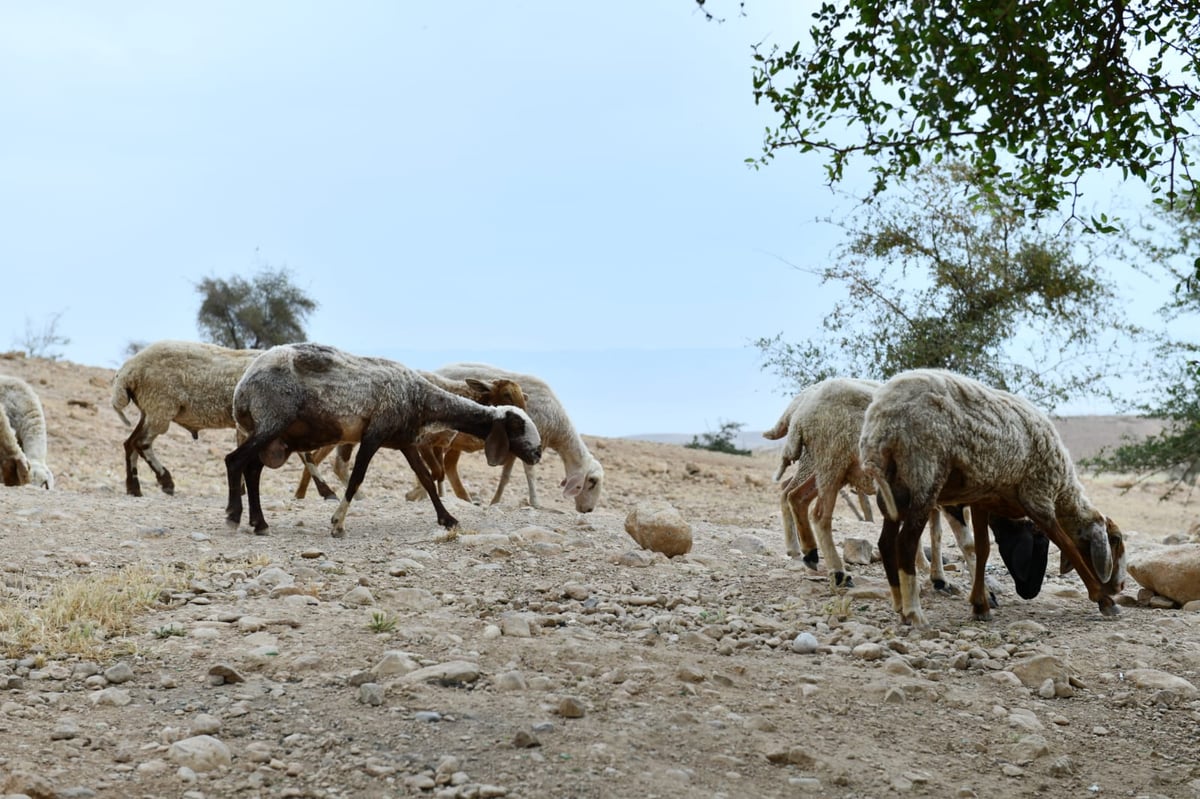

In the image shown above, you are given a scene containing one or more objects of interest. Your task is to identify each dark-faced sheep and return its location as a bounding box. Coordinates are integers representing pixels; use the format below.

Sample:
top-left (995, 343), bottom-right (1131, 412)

top-left (224, 343), bottom-right (542, 536)
top-left (0, 375), bottom-right (53, 489)
top-left (859, 368), bottom-right (1126, 627)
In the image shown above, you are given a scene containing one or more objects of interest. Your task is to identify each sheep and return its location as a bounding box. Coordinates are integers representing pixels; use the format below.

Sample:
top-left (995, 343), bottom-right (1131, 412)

top-left (296, 375), bottom-right (527, 501)
top-left (859, 368), bottom-right (1126, 627)
top-left (224, 343), bottom-right (542, 536)
top-left (766, 377), bottom-right (978, 591)
top-left (429, 363), bottom-right (604, 512)
top-left (112, 340), bottom-right (340, 499)
top-left (0, 375), bottom-right (53, 489)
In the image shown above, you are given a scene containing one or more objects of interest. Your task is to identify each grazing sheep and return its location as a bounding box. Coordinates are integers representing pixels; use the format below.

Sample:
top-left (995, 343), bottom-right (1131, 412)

top-left (112, 340), bottom-right (339, 499)
top-left (0, 375), bottom-right (53, 489)
top-left (224, 343), bottom-right (542, 536)
top-left (859, 368), bottom-right (1126, 626)
top-left (431, 363), bottom-right (604, 512)
top-left (767, 377), bottom-right (977, 590)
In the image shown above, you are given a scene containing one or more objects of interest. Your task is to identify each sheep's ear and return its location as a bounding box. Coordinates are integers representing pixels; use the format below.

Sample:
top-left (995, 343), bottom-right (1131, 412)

top-left (484, 419), bottom-right (511, 466)
top-left (466, 378), bottom-right (492, 397)
top-left (561, 474), bottom-right (584, 498)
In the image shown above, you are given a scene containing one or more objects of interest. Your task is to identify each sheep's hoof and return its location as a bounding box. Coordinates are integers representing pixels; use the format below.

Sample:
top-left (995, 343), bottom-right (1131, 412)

top-left (902, 610), bottom-right (930, 629)
top-left (1099, 598), bottom-right (1121, 617)
top-left (932, 579), bottom-right (961, 596)
top-left (126, 483), bottom-right (143, 497)
top-left (224, 517), bottom-right (240, 531)
top-left (971, 606), bottom-right (993, 622)
top-left (252, 520), bottom-right (269, 534)
top-left (330, 527), bottom-right (346, 539)
top-left (830, 571), bottom-right (854, 589)
top-left (988, 591), bottom-right (1000, 609)
top-left (801, 549), bottom-right (820, 570)
top-left (158, 473), bottom-right (175, 495)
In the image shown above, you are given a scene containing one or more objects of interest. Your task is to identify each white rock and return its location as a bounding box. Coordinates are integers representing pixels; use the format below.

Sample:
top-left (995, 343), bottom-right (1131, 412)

top-left (168, 735), bottom-right (232, 772)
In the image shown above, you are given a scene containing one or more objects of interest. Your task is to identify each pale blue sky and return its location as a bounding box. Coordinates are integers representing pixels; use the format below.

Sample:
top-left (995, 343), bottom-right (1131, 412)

top-left (0, 3), bottom-right (1174, 437)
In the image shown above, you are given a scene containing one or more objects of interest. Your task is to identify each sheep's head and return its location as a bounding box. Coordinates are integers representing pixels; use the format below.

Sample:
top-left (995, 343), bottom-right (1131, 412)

top-left (485, 407), bottom-right (541, 467)
top-left (28, 461), bottom-right (53, 490)
top-left (561, 458), bottom-right (604, 512)
top-left (1060, 511), bottom-right (1127, 600)
top-left (465, 378), bottom-right (527, 410)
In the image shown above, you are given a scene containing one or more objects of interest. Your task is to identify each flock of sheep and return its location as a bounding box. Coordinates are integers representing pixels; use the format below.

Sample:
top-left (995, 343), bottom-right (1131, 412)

top-left (0, 339), bottom-right (1127, 628)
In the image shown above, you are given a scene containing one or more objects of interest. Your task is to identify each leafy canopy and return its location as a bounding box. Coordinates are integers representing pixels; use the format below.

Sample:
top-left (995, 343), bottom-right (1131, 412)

top-left (757, 163), bottom-right (1144, 408)
top-left (195, 266), bottom-right (318, 350)
top-left (722, 1), bottom-right (1200, 221)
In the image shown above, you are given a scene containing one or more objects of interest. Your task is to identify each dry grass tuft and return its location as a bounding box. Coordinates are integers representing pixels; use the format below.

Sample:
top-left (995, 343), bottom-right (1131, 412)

top-left (0, 564), bottom-right (183, 660)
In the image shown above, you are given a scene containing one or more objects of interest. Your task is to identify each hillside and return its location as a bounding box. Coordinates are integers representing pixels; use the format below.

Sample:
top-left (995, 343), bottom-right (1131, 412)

top-left (0, 353), bottom-right (1198, 799)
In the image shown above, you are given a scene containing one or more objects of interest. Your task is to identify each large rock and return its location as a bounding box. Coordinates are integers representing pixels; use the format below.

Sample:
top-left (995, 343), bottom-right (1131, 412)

top-left (1128, 544), bottom-right (1200, 605)
top-left (624, 502), bottom-right (693, 557)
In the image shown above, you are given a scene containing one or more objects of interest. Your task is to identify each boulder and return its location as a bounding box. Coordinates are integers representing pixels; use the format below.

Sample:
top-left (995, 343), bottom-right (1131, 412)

top-left (624, 502), bottom-right (693, 557)
top-left (1128, 544), bottom-right (1200, 605)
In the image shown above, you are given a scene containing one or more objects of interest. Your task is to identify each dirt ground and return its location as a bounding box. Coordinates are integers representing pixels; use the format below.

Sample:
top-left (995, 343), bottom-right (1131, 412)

top-left (1, 354), bottom-right (1199, 799)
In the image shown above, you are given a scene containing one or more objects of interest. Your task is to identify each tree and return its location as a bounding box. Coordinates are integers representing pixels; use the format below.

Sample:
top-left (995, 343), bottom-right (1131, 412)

top-left (195, 267), bottom-right (318, 350)
top-left (686, 420), bottom-right (752, 456)
top-left (757, 162), bottom-right (1144, 407)
top-left (1082, 203), bottom-right (1200, 496)
top-left (703, 0), bottom-right (1200, 222)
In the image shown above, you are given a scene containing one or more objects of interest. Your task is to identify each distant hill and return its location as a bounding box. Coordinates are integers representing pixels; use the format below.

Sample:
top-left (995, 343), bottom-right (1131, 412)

top-left (626, 415), bottom-right (1168, 462)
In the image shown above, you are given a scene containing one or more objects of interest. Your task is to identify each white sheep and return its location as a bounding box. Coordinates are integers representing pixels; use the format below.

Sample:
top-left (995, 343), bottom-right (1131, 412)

top-left (225, 343), bottom-right (543, 536)
top-left (0, 375), bottom-right (54, 489)
top-left (766, 377), bottom-right (978, 590)
top-left (430, 363), bottom-right (604, 512)
top-left (112, 340), bottom-right (340, 499)
top-left (859, 368), bottom-right (1126, 626)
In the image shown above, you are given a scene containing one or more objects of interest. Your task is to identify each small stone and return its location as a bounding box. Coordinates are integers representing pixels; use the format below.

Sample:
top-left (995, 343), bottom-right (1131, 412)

top-left (168, 735), bottom-right (232, 772)
top-left (359, 683), bottom-right (384, 706)
top-left (791, 632), bottom-right (819, 654)
top-left (513, 730), bottom-right (541, 748)
top-left (342, 586), bottom-right (374, 606)
top-left (843, 538), bottom-right (875, 565)
top-left (207, 664), bottom-right (245, 685)
top-left (190, 713), bottom-right (222, 735)
top-left (103, 661), bottom-right (135, 684)
top-left (556, 697), bottom-right (587, 718)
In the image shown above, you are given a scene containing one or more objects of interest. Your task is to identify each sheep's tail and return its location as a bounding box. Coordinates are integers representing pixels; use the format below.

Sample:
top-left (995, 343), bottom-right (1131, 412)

top-left (861, 449), bottom-right (899, 522)
top-left (761, 410), bottom-right (791, 441)
top-left (110, 371), bottom-right (134, 427)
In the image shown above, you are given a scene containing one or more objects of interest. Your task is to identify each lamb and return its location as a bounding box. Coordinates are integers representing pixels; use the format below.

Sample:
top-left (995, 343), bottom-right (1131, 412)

top-left (429, 363), bottom-right (604, 512)
top-left (112, 340), bottom-right (341, 499)
top-left (224, 343), bottom-right (542, 536)
top-left (0, 375), bottom-right (54, 489)
top-left (859, 368), bottom-right (1126, 627)
top-left (766, 377), bottom-right (978, 590)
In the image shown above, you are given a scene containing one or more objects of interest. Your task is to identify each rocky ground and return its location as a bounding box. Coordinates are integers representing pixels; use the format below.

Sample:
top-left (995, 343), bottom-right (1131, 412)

top-left (1, 354), bottom-right (1199, 799)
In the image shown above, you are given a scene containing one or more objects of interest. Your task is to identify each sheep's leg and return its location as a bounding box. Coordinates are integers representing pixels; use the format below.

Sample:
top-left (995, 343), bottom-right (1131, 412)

top-left (925, 509), bottom-right (953, 594)
top-left (857, 491), bottom-right (874, 523)
top-left (895, 505), bottom-right (932, 628)
top-left (783, 475), bottom-right (820, 566)
top-left (939, 505), bottom-right (994, 607)
top-left (225, 434), bottom-right (271, 529)
top-left (523, 461), bottom-right (539, 508)
top-left (840, 488), bottom-right (864, 521)
top-left (295, 443), bottom-right (335, 499)
top-left (877, 514), bottom-right (904, 616)
top-left (244, 457), bottom-right (269, 533)
top-left (489, 460), bottom-right (516, 506)
top-left (330, 439), bottom-right (383, 537)
top-left (967, 506), bottom-right (993, 621)
top-left (299, 452), bottom-right (339, 501)
top-left (125, 416), bottom-right (174, 496)
top-left (442, 449), bottom-right (474, 502)
top-left (812, 480), bottom-right (852, 589)
top-left (396, 443), bottom-right (458, 531)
